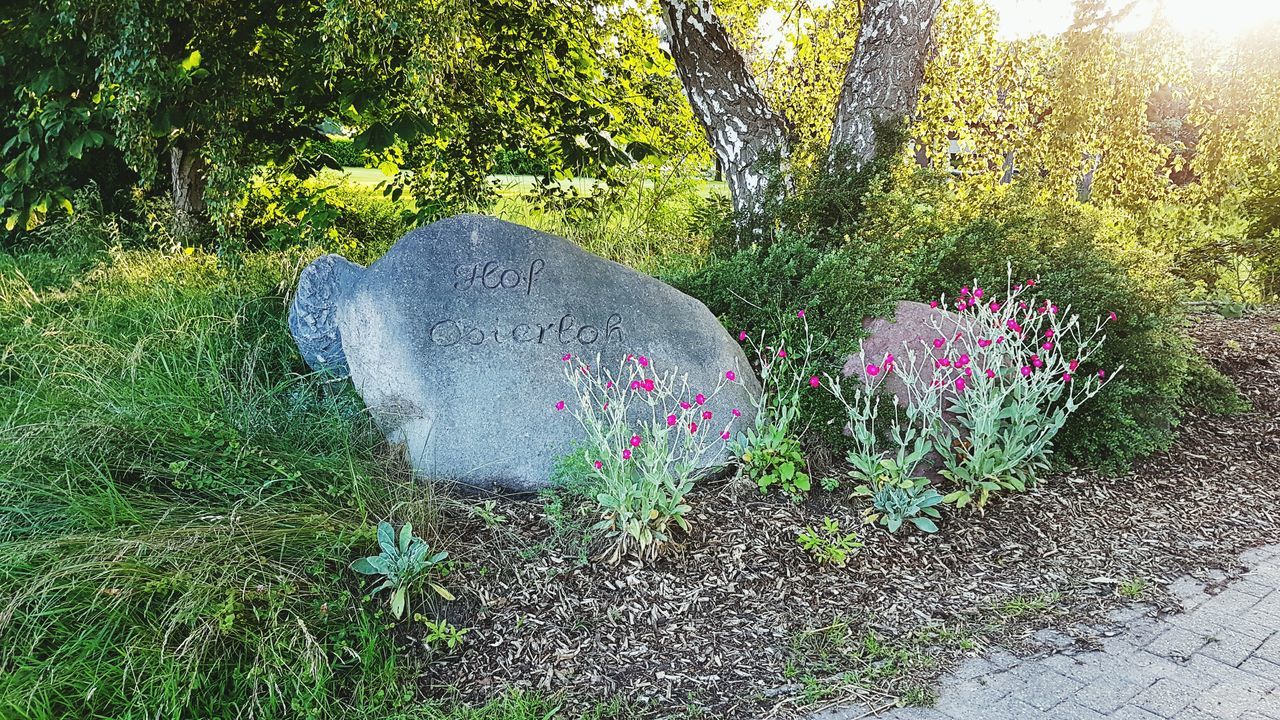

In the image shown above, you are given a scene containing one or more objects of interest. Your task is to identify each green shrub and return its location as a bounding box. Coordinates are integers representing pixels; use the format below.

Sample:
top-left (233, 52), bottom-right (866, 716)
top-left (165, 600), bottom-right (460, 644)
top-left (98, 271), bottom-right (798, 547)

top-left (237, 174), bottom-right (410, 258)
top-left (322, 136), bottom-right (368, 168)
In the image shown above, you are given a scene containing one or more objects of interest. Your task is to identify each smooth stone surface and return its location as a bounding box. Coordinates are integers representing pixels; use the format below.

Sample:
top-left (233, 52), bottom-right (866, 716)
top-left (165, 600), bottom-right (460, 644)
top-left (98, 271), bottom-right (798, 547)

top-left (842, 299), bottom-right (974, 409)
top-left (290, 214), bottom-right (758, 492)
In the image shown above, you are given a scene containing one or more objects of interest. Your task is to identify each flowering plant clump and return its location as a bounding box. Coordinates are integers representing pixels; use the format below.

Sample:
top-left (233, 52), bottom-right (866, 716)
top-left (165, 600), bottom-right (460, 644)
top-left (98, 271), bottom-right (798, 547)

top-left (732, 310), bottom-right (822, 499)
top-left (556, 352), bottom-right (740, 562)
top-left (830, 268), bottom-right (1121, 521)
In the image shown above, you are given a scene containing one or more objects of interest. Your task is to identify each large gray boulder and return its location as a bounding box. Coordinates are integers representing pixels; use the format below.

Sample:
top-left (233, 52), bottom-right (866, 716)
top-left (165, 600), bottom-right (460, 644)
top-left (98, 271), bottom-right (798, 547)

top-left (289, 214), bottom-right (758, 492)
top-left (842, 300), bottom-right (976, 408)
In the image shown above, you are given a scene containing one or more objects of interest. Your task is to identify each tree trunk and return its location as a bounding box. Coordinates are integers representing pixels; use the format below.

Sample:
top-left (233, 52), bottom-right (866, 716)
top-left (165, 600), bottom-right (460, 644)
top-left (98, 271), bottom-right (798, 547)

top-left (659, 0), bottom-right (791, 217)
top-left (829, 0), bottom-right (943, 168)
top-left (170, 139), bottom-right (207, 224)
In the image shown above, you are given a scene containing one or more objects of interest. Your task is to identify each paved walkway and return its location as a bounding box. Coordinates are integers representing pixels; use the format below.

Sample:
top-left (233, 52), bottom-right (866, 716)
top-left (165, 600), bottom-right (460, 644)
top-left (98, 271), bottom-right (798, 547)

top-left (817, 545), bottom-right (1280, 719)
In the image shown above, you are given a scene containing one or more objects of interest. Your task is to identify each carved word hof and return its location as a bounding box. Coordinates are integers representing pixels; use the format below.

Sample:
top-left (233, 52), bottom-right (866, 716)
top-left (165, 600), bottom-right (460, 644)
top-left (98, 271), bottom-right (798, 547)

top-left (429, 258), bottom-right (625, 348)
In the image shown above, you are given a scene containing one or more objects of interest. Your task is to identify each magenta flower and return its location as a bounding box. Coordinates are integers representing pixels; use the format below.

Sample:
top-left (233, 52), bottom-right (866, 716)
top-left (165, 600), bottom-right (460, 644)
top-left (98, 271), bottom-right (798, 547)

top-left (965, 367), bottom-right (973, 377)
top-left (936, 358), bottom-right (950, 368)
top-left (961, 285), bottom-right (971, 295)
top-left (689, 421), bottom-right (699, 434)
top-left (622, 449), bottom-right (632, 460)
top-left (1020, 366), bottom-right (1032, 377)
top-left (1098, 369), bottom-right (1106, 379)
top-left (1032, 355), bottom-right (1044, 368)
top-left (1050, 305), bottom-right (1058, 314)
top-left (667, 414), bottom-right (677, 426)
top-left (594, 460), bottom-right (603, 470)
top-left (1045, 328), bottom-right (1054, 338)
top-left (731, 408), bottom-right (742, 417)
top-left (884, 353), bottom-right (896, 372)
top-left (1108, 311), bottom-right (1117, 321)
top-left (1069, 359), bottom-right (1079, 371)
top-left (797, 309), bottom-right (806, 318)
top-left (555, 400), bottom-right (565, 411)
top-left (606, 381), bottom-right (614, 389)
top-left (985, 368), bottom-right (996, 379)
top-left (702, 410), bottom-right (713, 420)
top-left (978, 338), bottom-right (991, 348)
top-left (989, 302), bottom-right (1000, 312)
top-left (956, 298), bottom-right (968, 310)
top-left (680, 400), bottom-right (691, 410)
top-left (809, 376), bottom-right (820, 388)
top-left (720, 430), bottom-right (730, 440)
top-left (561, 353), bottom-right (572, 361)
top-left (1026, 279), bottom-right (1036, 287)
top-left (933, 338), bottom-right (946, 349)
top-left (630, 380), bottom-right (641, 390)
top-left (642, 378), bottom-right (655, 392)
top-left (1062, 372), bottom-right (1072, 383)
top-left (974, 288), bottom-right (984, 299)
top-left (955, 376), bottom-right (966, 392)
top-left (725, 370), bottom-right (736, 381)
top-left (867, 363), bottom-right (881, 376)
top-left (957, 353), bottom-right (970, 366)
top-left (929, 300), bottom-right (939, 309)
top-left (996, 335), bottom-right (1006, 344)
top-left (1007, 319), bottom-right (1022, 333)
top-left (1018, 301), bottom-right (1029, 310)
top-left (777, 349), bottom-right (787, 358)
top-left (638, 355), bottom-right (649, 367)
top-left (738, 330), bottom-right (748, 341)
top-left (695, 393), bottom-right (706, 405)
top-left (630, 435), bottom-right (642, 448)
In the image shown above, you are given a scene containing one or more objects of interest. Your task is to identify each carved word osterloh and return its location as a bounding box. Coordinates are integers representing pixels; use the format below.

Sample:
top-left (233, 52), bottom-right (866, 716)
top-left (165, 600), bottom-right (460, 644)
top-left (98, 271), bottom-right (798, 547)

top-left (431, 258), bottom-right (625, 347)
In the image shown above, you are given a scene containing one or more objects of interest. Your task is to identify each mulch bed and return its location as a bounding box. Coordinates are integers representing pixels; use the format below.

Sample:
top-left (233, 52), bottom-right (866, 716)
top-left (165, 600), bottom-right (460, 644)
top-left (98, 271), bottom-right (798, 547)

top-left (421, 309), bottom-right (1280, 719)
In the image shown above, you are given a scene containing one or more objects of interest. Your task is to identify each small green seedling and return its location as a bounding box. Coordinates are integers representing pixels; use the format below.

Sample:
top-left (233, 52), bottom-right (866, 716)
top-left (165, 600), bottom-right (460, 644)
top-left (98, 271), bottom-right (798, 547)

top-left (351, 521), bottom-right (452, 619)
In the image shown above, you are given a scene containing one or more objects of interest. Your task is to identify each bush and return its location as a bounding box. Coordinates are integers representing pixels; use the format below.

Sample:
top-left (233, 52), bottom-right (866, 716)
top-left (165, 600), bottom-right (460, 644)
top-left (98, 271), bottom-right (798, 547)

top-left (322, 136), bottom-right (368, 168)
top-left (238, 174), bottom-right (410, 259)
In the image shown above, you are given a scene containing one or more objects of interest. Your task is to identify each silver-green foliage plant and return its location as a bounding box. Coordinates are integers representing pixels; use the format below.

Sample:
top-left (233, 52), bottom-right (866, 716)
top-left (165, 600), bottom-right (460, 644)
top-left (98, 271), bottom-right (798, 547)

top-left (732, 311), bottom-right (820, 499)
top-left (351, 521), bottom-right (452, 619)
top-left (830, 268), bottom-right (1121, 520)
top-left (855, 477), bottom-right (944, 533)
top-left (557, 352), bottom-right (741, 562)
top-left (796, 517), bottom-right (863, 567)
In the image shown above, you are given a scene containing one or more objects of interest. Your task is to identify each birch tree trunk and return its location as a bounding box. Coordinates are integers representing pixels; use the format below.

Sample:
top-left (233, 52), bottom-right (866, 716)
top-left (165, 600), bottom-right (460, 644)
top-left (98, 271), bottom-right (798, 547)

top-left (829, 0), bottom-right (943, 167)
top-left (659, 0), bottom-right (791, 216)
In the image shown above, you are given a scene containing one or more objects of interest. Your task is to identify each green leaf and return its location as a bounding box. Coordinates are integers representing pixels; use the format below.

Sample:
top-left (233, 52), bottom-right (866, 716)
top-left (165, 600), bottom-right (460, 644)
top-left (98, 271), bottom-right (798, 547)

top-left (350, 557), bottom-right (380, 574)
top-left (399, 522), bottom-right (413, 554)
top-left (377, 521), bottom-right (395, 554)
top-left (391, 587), bottom-right (407, 619)
top-left (180, 50), bottom-right (202, 72)
top-left (429, 582), bottom-right (455, 601)
top-left (911, 517), bottom-right (939, 533)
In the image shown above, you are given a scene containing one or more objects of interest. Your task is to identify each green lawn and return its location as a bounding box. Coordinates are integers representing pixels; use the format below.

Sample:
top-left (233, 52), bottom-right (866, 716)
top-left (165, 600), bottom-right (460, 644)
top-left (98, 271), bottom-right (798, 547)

top-left (333, 167), bottom-right (727, 198)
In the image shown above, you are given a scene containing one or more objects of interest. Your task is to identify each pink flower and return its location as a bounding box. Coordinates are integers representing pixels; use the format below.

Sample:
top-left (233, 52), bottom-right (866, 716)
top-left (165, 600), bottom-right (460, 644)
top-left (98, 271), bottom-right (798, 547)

top-left (602, 403), bottom-right (609, 411)
top-left (606, 381), bottom-right (614, 389)
top-left (1069, 359), bottom-right (1079, 371)
top-left (561, 353), bottom-right (572, 361)
top-left (1015, 284), bottom-right (1023, 291)
top-left (1062, 372), bottom-right (1072, 383)
top-left (884, 353), bottom-right (896, 372)
top-left (667, 414), bottom-right (677, 426)
top-left (1018, 301), bottom-right (1028, 310)
top-left (695, 393), bottom-right (706, 405)
top-left (989, 302), bottom-right (1000, 312)
top-left (630, 435), bottom-right (642, 448)
top-left (936, 358), bottom-right (951, 368)
top-left (1098, 369), bottom-right (1106, 379)
top-left (957, 353), bottom-right (970, 367)
top-left (961, 286), bottom-right (971, 296)
top-left (985, 368), bottom-right (996, 379)
top-left (1026, 279), bottom-right (1036, 287)
top-left (956, 298), bottom-right (969, 310)
top-left (974, 287), bottom-right (984, 299)
top-left (933, 338), bottom-right (946, 349)
top-left (555, 400), bottom-right (565, 411)
top-left (1006, 319), bottom-right (1022, 333)
top-left (1020, 366), bottom-right (1032, 377)
top-left (680, 401), bottom-right (691, 410)
top-left (642, 378), bottom-right (655, 392)
top-left (996, 335), bottom-right (1006, 344)
top-left (929, 300), bottom-right (939, 309)
top-left (594, 460), bottom-right (603, 470)
top-left (738, 330), bottom-right (748, 341)
top-left (630, 380), bottom-right (641, 390)
top-left (637, 355), bottom-right (649, 367)
top-left (1042, 342), bottom-right (1054, 351)
top-left (777, 349), bottom-right (787, 358)
top-left (622, 449), bottom-right (632, 460)
top-left (797, 309), bottom-right (806, 318)
top-left (978, 338), bottom-right (991, 348)
top-left (1032, 355), bottom-right (1044, 368)
top-left (1045, 328), bottom-right (1054, 338)
top-left (955, 376), bottom-right (966, 392)
top-left (689, 422), bottom-right (699, 434)
top-left (1050, 305), bottom-right (1059, 314)
top-left (1108, 311), bottom-right (1117, 321)
top-left (867, 363), bottom-right (881, 376)
top-left (731, 408), bottom-right (742, 417)
top-left (702, 410), bottom-right (713, 420)
top-left (580, 366), bottom-right (589, 375)
top-left (725, 370), bottom-right (737, 381)
top-left (720, 430), bottom-right (730, 440)
top-left (809, 376), bottom-right (820, 388)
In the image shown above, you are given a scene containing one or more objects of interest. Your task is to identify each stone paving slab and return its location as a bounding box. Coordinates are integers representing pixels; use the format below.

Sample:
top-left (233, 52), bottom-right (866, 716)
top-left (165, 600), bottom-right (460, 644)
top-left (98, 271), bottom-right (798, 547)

top-left (811, 545), bottom-right (1280, 720)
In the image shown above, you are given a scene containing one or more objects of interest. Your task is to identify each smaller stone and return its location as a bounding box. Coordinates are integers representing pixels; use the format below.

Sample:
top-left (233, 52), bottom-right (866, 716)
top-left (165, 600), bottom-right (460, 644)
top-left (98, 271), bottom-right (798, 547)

top-left (288, 254), bottom-right (364, 375)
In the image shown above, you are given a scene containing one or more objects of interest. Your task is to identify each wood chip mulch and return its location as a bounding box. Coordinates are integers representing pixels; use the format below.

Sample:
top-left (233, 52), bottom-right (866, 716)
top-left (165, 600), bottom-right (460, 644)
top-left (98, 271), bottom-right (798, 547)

top-left (419, 309), bottom-right (1280, 719)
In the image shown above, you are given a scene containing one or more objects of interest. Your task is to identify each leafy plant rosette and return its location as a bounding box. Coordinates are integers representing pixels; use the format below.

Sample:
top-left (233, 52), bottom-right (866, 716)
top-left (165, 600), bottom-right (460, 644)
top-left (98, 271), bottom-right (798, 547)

top-left (351, 521), bottom-right (452, 619)
top-left (829, 269), bottom-right (1122, 523)
top-left (556, 352), bottom-right (743, 562)
top-left (731, 310), bottom-right (824, 498)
